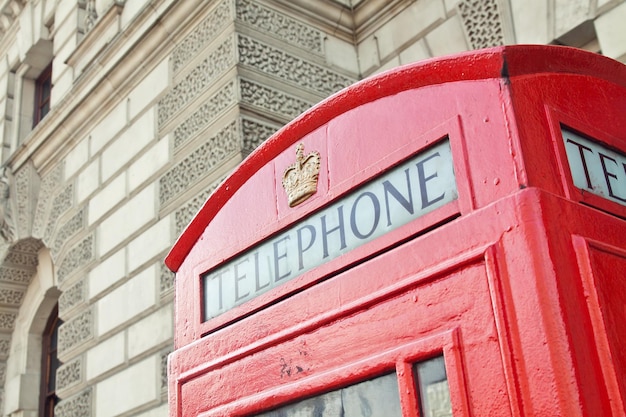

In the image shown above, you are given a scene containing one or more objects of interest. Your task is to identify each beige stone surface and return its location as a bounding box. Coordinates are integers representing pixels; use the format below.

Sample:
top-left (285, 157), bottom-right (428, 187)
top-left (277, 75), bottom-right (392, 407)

top-left (101, 109), bottom-right (155, 182)
top-left (128, 137), bottom-right (170, 191)
top-left (510, 0), bottom-right (551, 44)
top-left (76, 159), bottom-right (100, 204)
top-left (86, 331), bottom-right (125, 380)
top-left (425, 15), bottom-right (469, 57)
top-left (88, 249), bottom-right (126, 300)
top-left (374, 0), bottom-right (446, 61)
top-left (127, 59), bottom-right (169, 121)
top-left (95, 355), bottom-right (159, 417)
top-left (595, 1), bottom-right (626, 61)
top-left (126, 217), bottom-right (171, 273)
top-left (399, 39), bottom-right (431, 65)
top-left (97, 184), bottom-right (156, 256)
top-left (64, 138), bottom-right (90, 180)
top-left (88, 172), bottom-right (126, 225)
top-left (127, 304), bottom-right (172, 359)
top-left (96, 264), bottom-right (156, 336)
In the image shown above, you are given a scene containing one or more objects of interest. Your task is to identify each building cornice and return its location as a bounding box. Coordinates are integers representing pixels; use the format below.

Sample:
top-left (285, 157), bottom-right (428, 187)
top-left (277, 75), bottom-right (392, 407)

top-left (7, 0), bottom-right (205, 173)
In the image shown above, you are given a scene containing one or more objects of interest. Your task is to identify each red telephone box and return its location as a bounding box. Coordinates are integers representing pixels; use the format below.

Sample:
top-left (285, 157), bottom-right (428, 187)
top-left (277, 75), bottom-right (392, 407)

top-left (165, 46), bottom-right (626, 417)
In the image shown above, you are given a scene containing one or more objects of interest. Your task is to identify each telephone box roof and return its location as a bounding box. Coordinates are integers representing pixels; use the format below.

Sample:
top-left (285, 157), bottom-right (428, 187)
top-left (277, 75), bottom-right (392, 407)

top-left (165, 45), bottom-right (626, 272)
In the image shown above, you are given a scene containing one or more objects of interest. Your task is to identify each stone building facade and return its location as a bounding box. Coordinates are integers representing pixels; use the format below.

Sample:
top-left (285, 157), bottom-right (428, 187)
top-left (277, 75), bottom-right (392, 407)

top-left (0, 0), bottom-right (622, 416)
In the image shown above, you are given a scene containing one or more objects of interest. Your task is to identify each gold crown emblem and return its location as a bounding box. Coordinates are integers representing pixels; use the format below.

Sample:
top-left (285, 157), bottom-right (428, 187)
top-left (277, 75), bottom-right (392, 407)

top-left (282, 143), bottom-right (321, 207)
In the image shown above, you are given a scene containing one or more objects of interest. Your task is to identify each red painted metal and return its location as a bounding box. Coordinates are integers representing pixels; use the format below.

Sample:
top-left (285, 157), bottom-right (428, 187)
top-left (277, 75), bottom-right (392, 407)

top-left (166, 46), bottom-right (626, 416)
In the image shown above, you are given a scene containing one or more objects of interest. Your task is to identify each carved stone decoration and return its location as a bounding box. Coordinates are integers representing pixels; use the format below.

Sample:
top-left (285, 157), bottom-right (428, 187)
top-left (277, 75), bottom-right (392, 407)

top-left (56, 357), bottom-right (83, 391)
top-left (171, 0), bottom-right (232, 74)
top-left (0, 312), bottom-right (16, 331)
top-left (58, 308), bottom-right (93, 355)
top-left (0, 171), bottom-right (14, 244)
top-left (0, 336), bottom-right (10, 359)
top-left (59, 279), bottom-right (85, 316)
top-left (160, 347), bottom-right (173, 392)
top-left (0, 361), bottom-right (5, 390)
top-left (241, 117), bottom-right (280, 152)
top-left (235, 0), bottom-right (323, 54)
top-left (13, 162), bottom-right (40, 241)
top-left (237, 35), bottom-right (355, 96)
top-left (458, 0), bottom-right (505, 49)
top-left (173, 81), bottom-right (236, 150)
top-left (84, 0), bottom-right (98, 32)
top-left (51, 209), bottom-right (85, 254)
top-left (0, 286), bottom-right (24, 306)
top-left (56, 234), bottom-right (94, 286)
top-left (3, 238), bottom-right (42, 269)
top-left (0, 267), bottom-right (32, 284)
top-left (32, 163), bottom-right (63, 240)
top-left (159, 120), bottom-right (239, 207)
top-left (44, 183), bottom-right (74, 243)
top-left (159, 261), bottom-right (175, 295)
top-left (240, 79), bottom-right (314, 120)
top-left (174, 186), bottom-right (214, 236)
top-left (55, 387), bottom-right (92, 417)
top-left (158, 37), bottom-right (236, 128)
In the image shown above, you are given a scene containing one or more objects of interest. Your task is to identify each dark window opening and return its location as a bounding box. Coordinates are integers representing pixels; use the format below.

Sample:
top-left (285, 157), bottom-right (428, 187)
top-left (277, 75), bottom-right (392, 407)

top-left (33, 63), bottom-right (52, 127)
top-left (40, 304), bottom-right (62, 417)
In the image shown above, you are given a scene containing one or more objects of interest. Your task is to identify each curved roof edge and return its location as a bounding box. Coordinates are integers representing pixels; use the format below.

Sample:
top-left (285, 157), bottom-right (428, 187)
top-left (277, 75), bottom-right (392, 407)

top-left (165, 45), bottom-right (626, 272)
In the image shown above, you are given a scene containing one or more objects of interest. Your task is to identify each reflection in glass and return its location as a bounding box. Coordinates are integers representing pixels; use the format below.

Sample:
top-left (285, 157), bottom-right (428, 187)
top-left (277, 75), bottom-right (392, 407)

top-left (415, 356), bottom-right (452, 417)
top-left (255, 372), bottom-right (402, 417)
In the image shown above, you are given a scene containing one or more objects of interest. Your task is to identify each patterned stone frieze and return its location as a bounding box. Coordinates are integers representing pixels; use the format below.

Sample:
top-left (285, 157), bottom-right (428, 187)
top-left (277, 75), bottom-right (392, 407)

top-left (0, 361), bottom-right (5, 386)
top-left (56, 235), bottom-right (94, 285)
top-left (55, 387), bottom-right (92, 417)
top-left (58, 308), bottom-right (93, 355)
top-left (159, 120), bottom-right (239, 207)
top-left (57, 357), bottom-right (83, 391)
top-left (235, 0), bottom-right (323, 54)
top-left (458, 0), bottom-right (505, 49)
top-left (158, 37), bottom-right (236, 128)
top-left (160, 346), bottom-right (173, 392)
top-left (174, 187), bottom-right (214, 236)
top-left (44, 184), bottom-right (75, 242)
top-left (240, 79), bottom-right (313, 120)
top-left (159, 261), bottom-right (175, 295)
top-left (0, 312), bottom-right (16, 331)
top-left (0, 336), bottom-right (10, 359)
top-left (171, 0), bottom-right (232, 73)
top-left (13, 162), bottom-right (40, 239)
top-left (237, 35), bottom-right (354, 96)
top-left (0, 267), bottom-right (32, 284)
top-left (32, 163), bottom-right (64, 239)
top-left (0, 287), bottom-right (24, 306)
top-left (241, 117), bottom-right (280, 152)
top-left (173, 81), bottom-right (237, 150)
top-left (10, 237), bottom-right (43, 254)
top-left (59, 279), bottom-right (85, 316)
top-left (52, 209), bottom-right (85, 254)
top-left (3, 244), bottom-right (40, 269)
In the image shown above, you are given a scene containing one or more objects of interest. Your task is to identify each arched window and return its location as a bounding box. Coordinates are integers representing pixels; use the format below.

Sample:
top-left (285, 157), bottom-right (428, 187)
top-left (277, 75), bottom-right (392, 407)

top-left (39, 304), bottom-right (62, 417)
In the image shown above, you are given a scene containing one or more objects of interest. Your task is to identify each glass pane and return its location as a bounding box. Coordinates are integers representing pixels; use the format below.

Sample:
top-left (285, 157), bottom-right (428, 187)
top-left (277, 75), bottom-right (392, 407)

top-left (255, 372), bottom-right (401, 417)
top-left (415, 356), bottom-right (452, 417)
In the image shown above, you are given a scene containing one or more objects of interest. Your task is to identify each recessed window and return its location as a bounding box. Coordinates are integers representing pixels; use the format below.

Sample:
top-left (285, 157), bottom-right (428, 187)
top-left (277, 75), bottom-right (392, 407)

top-left (415, 355), bottom-right (453, 417)
top-left (33, 63), bottom-right (52, 127)
top-left (39, 304), bottom-right (62, 417)
top-left (256, 372), bottom-right (402, 416)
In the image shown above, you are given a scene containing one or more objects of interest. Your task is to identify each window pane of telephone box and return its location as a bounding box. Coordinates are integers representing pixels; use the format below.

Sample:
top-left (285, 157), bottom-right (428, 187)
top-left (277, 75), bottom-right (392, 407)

top-left (255, 372), bottom-right (401, 417)
top-left (415, 356), bottom-right (452, 417)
